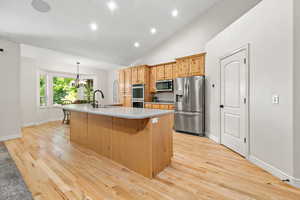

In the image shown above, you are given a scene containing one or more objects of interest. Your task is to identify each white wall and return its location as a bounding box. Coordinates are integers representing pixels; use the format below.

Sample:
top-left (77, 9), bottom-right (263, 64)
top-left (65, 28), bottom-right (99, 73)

top-left (205, 0), bottom-right (294, 181)
top-left (133, 0), bottom-right (261, 65)
top-left (20, 56), bottom-right (112, 127)
top-left (0, 38), bottom-right (21, 141)
top-left (293, 0), bottom-right (300, 181)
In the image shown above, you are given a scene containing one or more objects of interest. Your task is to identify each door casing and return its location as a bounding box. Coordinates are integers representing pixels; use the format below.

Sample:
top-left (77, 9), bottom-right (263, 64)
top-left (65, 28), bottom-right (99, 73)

top-left (218, 44), bottom-right (250, 159)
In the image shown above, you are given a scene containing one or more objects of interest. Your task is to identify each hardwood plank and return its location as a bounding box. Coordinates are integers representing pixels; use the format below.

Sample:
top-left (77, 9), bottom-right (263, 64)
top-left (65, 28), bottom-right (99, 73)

top-left (4, 121), bottom-right (300, 200)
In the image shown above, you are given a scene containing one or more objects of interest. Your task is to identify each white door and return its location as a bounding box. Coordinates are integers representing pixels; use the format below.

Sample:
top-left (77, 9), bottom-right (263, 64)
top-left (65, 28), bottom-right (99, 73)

top-left (220, 49), bottom-right (248, 157)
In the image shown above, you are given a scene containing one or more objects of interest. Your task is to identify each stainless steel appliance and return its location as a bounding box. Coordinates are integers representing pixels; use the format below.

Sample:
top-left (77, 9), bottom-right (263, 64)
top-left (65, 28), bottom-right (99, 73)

top-left (156, 80), bottom-right (173, 92)
top-left (132, 84), bottom-right (144, 108)
top-left (174, 76), bottom-right (205, 136)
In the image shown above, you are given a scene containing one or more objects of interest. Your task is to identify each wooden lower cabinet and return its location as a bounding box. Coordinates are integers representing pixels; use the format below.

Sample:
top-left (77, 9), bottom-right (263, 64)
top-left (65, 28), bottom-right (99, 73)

top-left (144, 103), bottom-right (174, 110)
top-left (145, 104), bottom-right (152, 109)
top-left (159, 105), bottom-right (169, 110)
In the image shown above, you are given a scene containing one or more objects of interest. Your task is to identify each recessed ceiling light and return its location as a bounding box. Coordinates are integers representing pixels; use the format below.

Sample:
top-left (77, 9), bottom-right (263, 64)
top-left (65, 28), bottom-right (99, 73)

top-left (134, 42), bottom-right (140, 48)
top-left (150, 28), bottom-right (157, 35)
top-left (89, 23), bottom-right (98, 31)
top-left (172, 9), bottom-right (179, 17)
top-left (107, 1), bottom-right (118, 12)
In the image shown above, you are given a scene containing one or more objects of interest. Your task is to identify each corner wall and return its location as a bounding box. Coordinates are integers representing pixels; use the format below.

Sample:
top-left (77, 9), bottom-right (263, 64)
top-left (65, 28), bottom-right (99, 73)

top-left (0, 38), bottom-right (21, 141)
top-left (293, 0), bottom-right (300, 183)
top-left (205, 0), bottom-right (294, 180)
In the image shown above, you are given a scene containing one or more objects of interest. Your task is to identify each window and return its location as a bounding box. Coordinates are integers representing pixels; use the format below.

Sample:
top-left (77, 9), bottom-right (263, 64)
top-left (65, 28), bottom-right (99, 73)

top-left (39, 71), bottom-right (95, 107)
top-left (52, 77), bottom-right (77, 105)
top-left (39, 74), bottom-right (47, 107)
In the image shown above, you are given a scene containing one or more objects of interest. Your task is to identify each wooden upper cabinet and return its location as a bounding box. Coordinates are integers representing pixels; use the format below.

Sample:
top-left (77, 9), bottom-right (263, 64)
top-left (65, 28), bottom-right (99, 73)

top-left (164, 63), bottom-right (173, 80)
top-left (190, 55), bottom-right (205, 76)
top-left (156, 65), bottom-right (165, 81)
top-left (137, 66), bottom-right (146, 84)
top-left (150, 67), bottom-right (157, 93)
top-left (177, 59), bottom-right (190, 77)
top-left (124, 68), bottom-right (132, 95)
top-left (131, 67), bottom-right (138, 84)
top-left (172, 63), bottom-right (179, 79)
top-left (176, 53), bottom-right (206, 78)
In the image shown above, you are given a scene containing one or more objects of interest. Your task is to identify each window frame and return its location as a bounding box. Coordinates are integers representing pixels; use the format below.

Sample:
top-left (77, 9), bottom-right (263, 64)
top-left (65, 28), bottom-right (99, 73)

top-left (38, 70), bottom-right (97, 108)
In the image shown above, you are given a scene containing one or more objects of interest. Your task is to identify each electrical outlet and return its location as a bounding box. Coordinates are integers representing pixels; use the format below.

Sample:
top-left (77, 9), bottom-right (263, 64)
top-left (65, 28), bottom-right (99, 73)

top-left (272, 95), bottom-right (279, 104)
top-left (151, 118), bottom-right (159, 124)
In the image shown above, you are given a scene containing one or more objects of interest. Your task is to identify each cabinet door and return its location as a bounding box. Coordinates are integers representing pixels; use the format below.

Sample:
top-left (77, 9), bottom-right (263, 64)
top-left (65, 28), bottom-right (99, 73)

top-left (168, 104), bottom-right (175, 110)
top-left (172, 63), bottom-right (179, 79)
top-left (190, 55), bottom-right (205, 76)
top-left (150, 67), bottom-right (157, 93)
top-left (156, 65), bottom-right (165, 81)
top-left (152, 104), bottom-right (160, 109)
top-left (159, 105), bottom-right (169, 110)
top-left (164, 64), bottom-right (173, 80)
top-left (118, 70), bottom-right (125, 93)
top-left (131, 67), bottom-right (138, 84)
top-left (124, 68), bottom-right (132, 95)
top-left (124, 96), bottom-right (132, 107)
top-left (137, 66), bottom-right (145, 84)
top-left (177, 59), bottom-right (190, 77)
top-left (145, 104), bottom-right (152, 109)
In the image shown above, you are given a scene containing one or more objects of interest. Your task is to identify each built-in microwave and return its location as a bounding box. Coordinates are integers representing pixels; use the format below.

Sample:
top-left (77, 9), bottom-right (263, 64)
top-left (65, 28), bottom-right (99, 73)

top-left (156, 80), bottom-right (173, 92)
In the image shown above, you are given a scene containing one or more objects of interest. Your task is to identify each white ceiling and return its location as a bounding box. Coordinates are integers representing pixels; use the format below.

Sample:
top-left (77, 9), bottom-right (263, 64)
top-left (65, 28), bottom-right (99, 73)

top-left (0, 0), bottom-right (221, 65)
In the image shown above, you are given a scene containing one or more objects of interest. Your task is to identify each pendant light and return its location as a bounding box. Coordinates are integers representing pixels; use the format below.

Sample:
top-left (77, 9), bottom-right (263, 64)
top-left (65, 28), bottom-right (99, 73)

top-left (74, 62), bottom-right (81, 88)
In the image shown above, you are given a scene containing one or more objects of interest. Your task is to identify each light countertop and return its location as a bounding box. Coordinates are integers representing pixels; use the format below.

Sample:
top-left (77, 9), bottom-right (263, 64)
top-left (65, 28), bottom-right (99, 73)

top-left (62, 104), bottom-right (173, 119)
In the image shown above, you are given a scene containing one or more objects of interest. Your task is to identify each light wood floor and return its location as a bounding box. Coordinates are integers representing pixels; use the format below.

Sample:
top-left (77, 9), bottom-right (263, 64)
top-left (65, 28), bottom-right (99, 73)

top-left (5, 122), bottom-right (300, 200)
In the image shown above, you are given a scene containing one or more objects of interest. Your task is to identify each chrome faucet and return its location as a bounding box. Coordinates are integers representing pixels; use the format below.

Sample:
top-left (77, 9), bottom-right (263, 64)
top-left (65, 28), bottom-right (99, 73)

top-left (92, 89), bottom-right (105, 108)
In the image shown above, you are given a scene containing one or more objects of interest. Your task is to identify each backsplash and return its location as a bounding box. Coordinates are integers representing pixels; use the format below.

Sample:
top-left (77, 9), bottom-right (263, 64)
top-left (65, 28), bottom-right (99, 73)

top-left (153, 92), bottom-right (174, 102)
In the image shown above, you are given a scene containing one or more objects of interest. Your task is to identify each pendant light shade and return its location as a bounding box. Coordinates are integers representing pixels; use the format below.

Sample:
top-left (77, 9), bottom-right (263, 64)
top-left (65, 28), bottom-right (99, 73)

top-left (74, 62), bottom-right (81, 88)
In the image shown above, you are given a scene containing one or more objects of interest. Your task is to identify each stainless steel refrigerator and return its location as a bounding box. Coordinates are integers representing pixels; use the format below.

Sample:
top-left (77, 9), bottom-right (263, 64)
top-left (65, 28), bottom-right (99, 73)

top-left (174, 76), bottom-right (205, 136)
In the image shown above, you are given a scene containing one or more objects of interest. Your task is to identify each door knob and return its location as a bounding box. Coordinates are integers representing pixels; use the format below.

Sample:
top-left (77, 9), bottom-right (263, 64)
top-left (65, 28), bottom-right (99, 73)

top-left (220, 105), bottom-right (224, 108)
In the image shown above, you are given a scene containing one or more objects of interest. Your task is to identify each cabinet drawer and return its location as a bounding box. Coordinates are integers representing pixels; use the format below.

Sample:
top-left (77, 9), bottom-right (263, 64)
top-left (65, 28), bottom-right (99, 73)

top-left (159, 105), bottom-right (169, 110)
top-left (145, 104), bottom-right (152, 109)
top-left (152, 104), bottom-right (160, 109)
top-left (168, 105), bottom-right (175, 110)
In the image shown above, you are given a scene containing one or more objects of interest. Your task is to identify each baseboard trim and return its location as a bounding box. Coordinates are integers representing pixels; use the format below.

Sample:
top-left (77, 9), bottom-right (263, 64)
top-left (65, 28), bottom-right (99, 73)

top-left (22, 118), bottom-right (61, 128)
top-left (206, 132), bottom-right (220, 143)
top-left (249, 155), bottom-right (299, 188)
top-left (0, 132), bottom-right (22, 142)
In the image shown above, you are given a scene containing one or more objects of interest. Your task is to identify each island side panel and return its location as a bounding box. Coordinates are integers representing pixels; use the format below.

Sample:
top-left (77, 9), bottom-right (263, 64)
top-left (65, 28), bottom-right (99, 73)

top-left (70, 111), bottom-right (88, 146)
top-left (87, 114), bottom-right (113, 159)
top-left (151, 114), bottom-right (174, 177)
top-left (111, 118), bottom-right (153, 178)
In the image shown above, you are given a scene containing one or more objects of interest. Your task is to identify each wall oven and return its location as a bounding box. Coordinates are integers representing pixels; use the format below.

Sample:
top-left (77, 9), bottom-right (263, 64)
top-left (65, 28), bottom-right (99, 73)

top-left (132, 84), bottom-right (144, 108)
top-left (156, 80), bottom-right (173, 92)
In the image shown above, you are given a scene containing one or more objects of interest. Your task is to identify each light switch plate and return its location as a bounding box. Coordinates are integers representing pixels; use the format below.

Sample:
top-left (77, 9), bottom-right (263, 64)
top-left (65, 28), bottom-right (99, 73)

top-left (272, 95), bottom-right (279, 104)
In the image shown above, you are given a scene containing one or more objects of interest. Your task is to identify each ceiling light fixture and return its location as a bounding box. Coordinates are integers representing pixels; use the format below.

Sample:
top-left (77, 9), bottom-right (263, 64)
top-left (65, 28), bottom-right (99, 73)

top-left (107, 1), bottom-right (118, 12)
top-left (90, 23), bottom-right (98, 31)
top-left (150, 28), bottom-right (157, 35)
top-left (31, 0), bottom-right (51, 13)
top-left (171, 9), bottom-right (179, 17)
top-left (134, 42), bottom-right (140, 48)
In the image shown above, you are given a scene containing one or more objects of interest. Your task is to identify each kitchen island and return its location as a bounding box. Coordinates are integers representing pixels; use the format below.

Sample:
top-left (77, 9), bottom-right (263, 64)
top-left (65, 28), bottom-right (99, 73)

top-left (63, 104), bottom-right (174, 178)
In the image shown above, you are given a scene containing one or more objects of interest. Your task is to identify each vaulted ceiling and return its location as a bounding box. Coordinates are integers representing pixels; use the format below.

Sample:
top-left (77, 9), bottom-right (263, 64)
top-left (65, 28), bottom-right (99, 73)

top-left (0, 0), bottom-right (222, 65)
